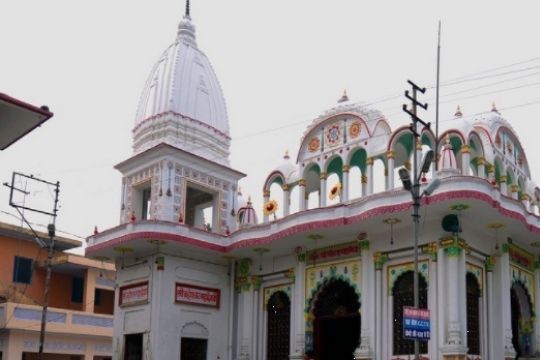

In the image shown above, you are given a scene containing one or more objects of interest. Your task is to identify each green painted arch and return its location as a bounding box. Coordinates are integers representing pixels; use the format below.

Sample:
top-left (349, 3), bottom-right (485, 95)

top-left (349, 148), bottom-right (367, 173)
top-left (326, 156), bottom-right (343, 181)
top-left (305, 274), bottom-right (361, 315)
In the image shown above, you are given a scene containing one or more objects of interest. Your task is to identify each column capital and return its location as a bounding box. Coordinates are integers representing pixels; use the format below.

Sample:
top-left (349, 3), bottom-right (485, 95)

top-left (476, 157), bottom-right (485, 166)
top-left (510, 184), bottom-right (520, 193)
top-left (386, 150), bottom-right (395, 159)
top-left (373, 252), bottom-right (388, 270)
top-left (384, 168), bottom-right (388, 176)
top-left (366, 157), bottom-right (374, 166)
top-left (487, 164), bottom-right (495, 173)
top-left (298, 179), bottom-right (306, 186)
top-left (358, 239), bottom-right (370, 251)
top-left (320, 172), bottom-right (327, 180)
top-left (342, 165), bottom-right (350, 173)
top-left (263, 189), bottom-right (270, 197)
top-left (499, 175), bottom-right (507, 184)
top-left (404, 160), bottom-right (411, 171)
top-left (485, 255), bottom-right (496, 272)
top-left (282, 183), bottom-right (290, 191)
top-left (460, 144), bottom-right (471, 154)
top-left (361, 175), bottom-right (368, 184)
top-left (416, 140), bottom-right (422, 150)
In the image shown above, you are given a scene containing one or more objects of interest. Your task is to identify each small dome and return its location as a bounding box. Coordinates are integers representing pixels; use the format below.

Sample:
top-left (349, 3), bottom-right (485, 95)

top-left (237, 197), bottom-right (258, 228)
top-left (437, 137), bottom-right (460, 178)
top-left (132, 11), bottom-right (230, 164)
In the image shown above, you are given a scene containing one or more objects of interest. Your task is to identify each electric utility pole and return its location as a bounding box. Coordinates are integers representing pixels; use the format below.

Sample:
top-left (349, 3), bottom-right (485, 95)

top-left (403, 80), bottom-right (430, 360)
top-left (4, 172), bottom-right (60, 360)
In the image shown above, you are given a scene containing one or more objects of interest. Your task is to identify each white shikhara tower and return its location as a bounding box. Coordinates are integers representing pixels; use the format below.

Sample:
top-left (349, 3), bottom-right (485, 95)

top-left (117, 2), bottom-right (244, 233)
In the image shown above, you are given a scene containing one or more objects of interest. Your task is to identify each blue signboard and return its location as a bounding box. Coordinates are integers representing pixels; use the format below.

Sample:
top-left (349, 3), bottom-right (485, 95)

top-left (403, 306), bottom-right (430, 341)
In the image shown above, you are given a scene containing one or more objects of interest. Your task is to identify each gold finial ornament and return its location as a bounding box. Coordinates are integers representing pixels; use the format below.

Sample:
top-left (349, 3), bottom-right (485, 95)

top-left (455, 105), bottom-right (463, 117)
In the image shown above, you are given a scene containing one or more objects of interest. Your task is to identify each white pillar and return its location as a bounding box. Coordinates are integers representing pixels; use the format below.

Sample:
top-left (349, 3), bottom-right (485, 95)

top-left (319, 172), bottom-right (327, 207)
top-left (283, 184), bottom-right (291, 216)
top-left (366, 157), bottom-right (374, 195)
top-left (290, 256), bottom-right (306, 359)
top-left (510, 184), bottom-right (519, 200)
top-left (299, 180), bottom-right (306, 211)
top-left (486, 257), bottom-right (495, 360)
top-left (373, 252), bottom-right (386, 360)
top-left (440, 243), bottom-right (468, 357)
top-left (477, 157), bottom-right (486, 179)
top-left (354, 240), bottom-right (374, 359)
top-left (361, 175), bottom-right (367, 197)
top-left (535, 266), bottom-right (540, 353)
top-left (499, 247), bottom-right (516, 359)
top-left (342, 166), bottom-right (350, 202)
top-left (428, 248), bottom-right (438, 359)
top-left (461, 145), bottom-right (471, 176)
top-left (263, 190), bottom-right (270, 224)
top-left (499, 176), bottom-right (508, 196)
top-left (487, 165), bottom-right (496, 186)
top-left (386, 150), bottom-right (395, 190)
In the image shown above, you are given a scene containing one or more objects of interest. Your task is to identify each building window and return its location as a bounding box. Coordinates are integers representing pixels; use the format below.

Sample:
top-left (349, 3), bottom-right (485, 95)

top-left (13, 256), bottom-right (33, 284)
top-left (95, 288), bottom-right (102, 306)
top-left (185, 183), bottom-right (217, 232)
top-left (71, 277), bottom-right (84, 303)
top-left (180, 337), bottom-right (207, 360)
top-left (267, 291), bottom-right (291, 360)
top-left (392, 270), bottom-right (428, 355)
top-left (466, 272), bottom-right (481, 355)
top-left (132, 181), bottom-right (152, 220)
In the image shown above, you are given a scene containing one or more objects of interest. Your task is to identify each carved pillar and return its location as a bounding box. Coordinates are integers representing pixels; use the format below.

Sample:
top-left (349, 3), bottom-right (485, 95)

top-left (460, 145), bottom-right (470, 176)
top-left (236, 259), bottom-right (255, 360)
top-left (290, 254), bottom-right (306, 359)
top-left (366, 157), bottom-right (374, 195)
top-left (354, 240), bottom-right (374, 359)
top-left (319, 172), bottom-right (327, 207)
top-left (361, 175), bottom-right (367, 197)
top-left (386, 150), bottom-right (395, 190)
top-left (298, 180), bottom-right (306, 211)
top-left (477, 157), bottom-right (486, 179)
top-left (263, 190), bottom-right (270, 224)
top-left (510, 184), bottom-right (519, 200)
top-left (283, 184), bottom-right (291, 216)
top-left (374, 252), bottom-right (387, 360)
top-left (499, 176), bottom-right (508, 195)
top-left (342, 165), bottom-right (350, 202)
top-left (440, 240), bottom-right (467, 359)
top-left (485, 256), bottom-right (495, 360)
top-left (499, 245), bottom-right (516, 360)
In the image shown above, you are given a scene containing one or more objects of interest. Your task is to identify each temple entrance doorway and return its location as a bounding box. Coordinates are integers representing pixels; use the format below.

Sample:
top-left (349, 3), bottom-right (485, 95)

top-left (511, 281), bottom-right (533, 358)
top-left (313, 279), bottom-right (360, 360)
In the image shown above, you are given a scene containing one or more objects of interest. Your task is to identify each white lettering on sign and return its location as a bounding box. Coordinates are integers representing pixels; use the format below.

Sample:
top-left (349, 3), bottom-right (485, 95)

top-left (175, 283), bottom-right (220, 308)
top-left (119, 282), bottom-right (149, 307)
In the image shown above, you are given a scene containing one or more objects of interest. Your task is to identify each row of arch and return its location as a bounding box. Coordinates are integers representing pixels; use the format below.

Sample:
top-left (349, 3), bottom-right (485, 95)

top-left (262, 128), bottom-right (539, 222)
top-left (264, 270), bottom-right (507, 359)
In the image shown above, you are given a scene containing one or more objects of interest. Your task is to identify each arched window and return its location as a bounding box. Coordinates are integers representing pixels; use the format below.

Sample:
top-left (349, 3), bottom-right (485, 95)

top-left (267, 291), bottom-right (290, 360)
top-left (393, 271), bottom-right (428, 355)
top-left (466, 272), bottom-right (481, 355)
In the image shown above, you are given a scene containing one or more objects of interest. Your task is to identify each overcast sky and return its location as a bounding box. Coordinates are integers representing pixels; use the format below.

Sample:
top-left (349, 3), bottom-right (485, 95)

top-left (2, 0), bottom-right (540, 250)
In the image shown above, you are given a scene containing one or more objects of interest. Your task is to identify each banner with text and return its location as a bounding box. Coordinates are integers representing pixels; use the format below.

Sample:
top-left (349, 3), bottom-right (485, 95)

top-left (403, 306), bottom-right (430, 341)
top-left (175, 283), bottom-right (220, 308)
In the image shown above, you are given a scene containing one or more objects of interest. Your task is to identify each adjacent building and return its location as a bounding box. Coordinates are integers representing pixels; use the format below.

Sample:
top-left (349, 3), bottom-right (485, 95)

top-left (0, 222), bottom-right (115, 360)
top-left (86, 3), bottom-right (540, 360)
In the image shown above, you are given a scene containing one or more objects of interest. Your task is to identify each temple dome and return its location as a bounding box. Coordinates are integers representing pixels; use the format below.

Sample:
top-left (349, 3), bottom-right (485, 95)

top-left (132, 12), bottom-right (230, 164)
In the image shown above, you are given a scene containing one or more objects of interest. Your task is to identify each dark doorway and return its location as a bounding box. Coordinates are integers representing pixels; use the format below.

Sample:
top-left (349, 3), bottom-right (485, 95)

top-left (181, 337), bottom-right (208, 360)
top-left (466, 273), bottom-right (481, 355)
top-left (392, 270), bottom-right (428, 356)
top-left (124, 333), bottom-right (143, 360)
top-left (511, 281), bottom-right (533, 358)
top-left (313, 279), bottom-right (360, 360)
top-left (267, 291), bottom-right (291, 360)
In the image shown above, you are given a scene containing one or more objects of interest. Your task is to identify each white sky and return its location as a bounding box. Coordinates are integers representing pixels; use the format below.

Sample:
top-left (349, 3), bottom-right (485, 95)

top-left (2, 0), bottom-right (540, 250)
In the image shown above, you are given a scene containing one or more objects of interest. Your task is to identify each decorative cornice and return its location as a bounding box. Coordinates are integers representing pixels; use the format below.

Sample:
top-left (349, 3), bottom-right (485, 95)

top-left (373, 252), bottom-right (388, 270)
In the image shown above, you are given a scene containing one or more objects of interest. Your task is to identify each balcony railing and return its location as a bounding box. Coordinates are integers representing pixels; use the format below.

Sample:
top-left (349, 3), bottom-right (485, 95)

top-left (0, 302), bottom-right (113, 337)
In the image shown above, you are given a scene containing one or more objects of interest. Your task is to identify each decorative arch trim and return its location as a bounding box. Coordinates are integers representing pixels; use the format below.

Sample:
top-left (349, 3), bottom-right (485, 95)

top-left (387, 260), bottom-right (429, 295)
top-left (181, 321), bottom-right (209, 338)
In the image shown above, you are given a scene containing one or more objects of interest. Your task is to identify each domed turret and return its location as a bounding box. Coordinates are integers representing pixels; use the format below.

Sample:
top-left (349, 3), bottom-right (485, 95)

top-left (237, 196), bottom-right (258, 228)
top-left (132, 2), bottom-right (230, 165)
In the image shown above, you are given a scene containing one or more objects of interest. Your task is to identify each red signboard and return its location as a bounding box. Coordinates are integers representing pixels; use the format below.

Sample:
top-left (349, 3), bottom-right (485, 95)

top-left (175, 283), bottom-right (220, 309)
top-left (119, 281), bottom-right (149, 307)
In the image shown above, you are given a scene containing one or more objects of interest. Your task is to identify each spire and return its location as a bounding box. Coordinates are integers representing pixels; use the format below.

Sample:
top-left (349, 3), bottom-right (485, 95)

top-left (185, 0), bottom-right (191, 19)
top-left (284, 150), bottom-right (290, 160)
top-left (491, 102), bottom-right (500, 114)
top-left (454, 105), bottom-right (462, 117)
top-left (338, 89), bottom-right (349, 103)
top-left (177, 0), bottom-right (197, 46)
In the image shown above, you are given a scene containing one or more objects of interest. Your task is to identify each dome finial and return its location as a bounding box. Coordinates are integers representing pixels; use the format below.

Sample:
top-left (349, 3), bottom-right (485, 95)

top-left (284, 150), bottom-right (290, 160)
top-left (185, 0), bottom-right (191, 19)
top-left (492, 102), bottom-right (499, 114)
top-left (454, 105), bottom-right (462, 117)
top-left (338, 89), bottom-right (349, 103)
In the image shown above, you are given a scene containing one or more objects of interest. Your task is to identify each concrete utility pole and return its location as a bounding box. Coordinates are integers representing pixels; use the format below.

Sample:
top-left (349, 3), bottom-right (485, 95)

top-left (5, 172), bottom-right (60, 360)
